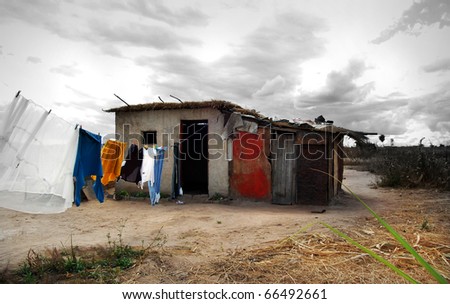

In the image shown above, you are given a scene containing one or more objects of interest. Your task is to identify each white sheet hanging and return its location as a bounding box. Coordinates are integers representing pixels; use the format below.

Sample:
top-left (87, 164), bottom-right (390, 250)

top-left (0, 95), bottom-right (79, 214)
top-left (139, 147), bottom-right (155, 189)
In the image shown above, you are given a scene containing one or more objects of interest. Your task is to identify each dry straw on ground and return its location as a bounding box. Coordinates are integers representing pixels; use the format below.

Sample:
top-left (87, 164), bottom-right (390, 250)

top-left (121, 220), bottom-right (449, 284)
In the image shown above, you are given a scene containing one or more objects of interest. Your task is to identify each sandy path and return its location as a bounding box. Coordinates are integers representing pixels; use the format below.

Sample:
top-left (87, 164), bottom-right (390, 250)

top-left (0, 169), bottom-right (445, 270)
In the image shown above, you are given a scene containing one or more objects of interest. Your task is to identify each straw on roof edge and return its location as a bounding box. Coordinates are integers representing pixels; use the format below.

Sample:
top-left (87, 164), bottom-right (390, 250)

top-left (104, 100), bottom-right (264, 118)
top-left (105, 100), bottom-right (376, 142)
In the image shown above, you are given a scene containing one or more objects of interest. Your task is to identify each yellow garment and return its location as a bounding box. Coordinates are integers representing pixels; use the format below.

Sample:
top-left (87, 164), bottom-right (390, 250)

top-left (93, 140), bottom-right (127, 186)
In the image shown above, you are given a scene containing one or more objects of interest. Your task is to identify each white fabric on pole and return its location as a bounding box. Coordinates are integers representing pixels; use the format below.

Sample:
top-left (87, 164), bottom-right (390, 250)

top-left (0, 95), bottom-right (78, 214)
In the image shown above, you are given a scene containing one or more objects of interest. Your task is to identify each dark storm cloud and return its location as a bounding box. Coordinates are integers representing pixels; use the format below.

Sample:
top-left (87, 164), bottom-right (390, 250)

top-left (292, 58), bottom-right (450, 137)
top-left (372, 0), bottom-right (450, 44)
top-left (291, 59), bottom-right (413, 135)
top-left (0, 0), bottom-right (203, 57)
top-left (136, 53), bottom-right (229, 101)
top-left (422, 57), bottom-right (450, 73)
top-left (137, 10), bottom-right (328, 103)
top-left (296, 94), bottom-right (410, 135)
top-left (226, 10), bottom-right (327, 84)
top-left (296, 59), bottom-right (375, 107)
top-left (407, 84), bottom-right (450, 133)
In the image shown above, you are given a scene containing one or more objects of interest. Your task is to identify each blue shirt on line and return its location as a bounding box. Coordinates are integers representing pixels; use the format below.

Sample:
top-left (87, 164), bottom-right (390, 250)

top-left (73, 128), bottom-right (104, 206)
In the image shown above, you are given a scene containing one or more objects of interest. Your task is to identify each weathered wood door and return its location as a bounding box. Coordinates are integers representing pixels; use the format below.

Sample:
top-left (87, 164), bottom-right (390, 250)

top-left (297, 144), bottom-right (329, 205)
top-left (272, 133), bottom-right (297, 205)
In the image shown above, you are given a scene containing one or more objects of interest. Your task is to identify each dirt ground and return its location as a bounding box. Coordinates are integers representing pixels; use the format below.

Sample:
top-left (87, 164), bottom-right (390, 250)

top-left (1, 168), bottom-right (449, 283)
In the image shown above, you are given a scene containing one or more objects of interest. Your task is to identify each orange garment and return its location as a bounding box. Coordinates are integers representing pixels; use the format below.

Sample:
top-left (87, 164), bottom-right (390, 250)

top-left (93, 140), bottom-right (127, 186)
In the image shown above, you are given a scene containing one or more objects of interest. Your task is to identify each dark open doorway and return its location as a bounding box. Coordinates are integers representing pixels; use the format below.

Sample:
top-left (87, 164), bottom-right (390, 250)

top-left (297, 144), bottom-right (329, 205)
top-left (180, 120), bottom-right (208, 194)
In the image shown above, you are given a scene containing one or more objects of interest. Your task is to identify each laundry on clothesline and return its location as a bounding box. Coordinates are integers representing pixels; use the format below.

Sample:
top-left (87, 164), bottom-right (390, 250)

top-left (73, 128), bottom-right (104, 207)
top-left (92, 139), bottom-right (127, 186)
top-left (0, 94), bottom-right (78, 213)
top-left (119, 143), bottom-right (142, 185)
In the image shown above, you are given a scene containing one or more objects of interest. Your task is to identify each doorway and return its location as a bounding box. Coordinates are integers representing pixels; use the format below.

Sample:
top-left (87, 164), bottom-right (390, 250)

top-left (297, 144), bottom-right (329, 205)
top-left (180, 120), bottom-right (208, 194)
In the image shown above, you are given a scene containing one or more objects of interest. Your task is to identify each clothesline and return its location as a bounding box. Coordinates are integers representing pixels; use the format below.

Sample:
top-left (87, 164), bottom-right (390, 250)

top-left (119, 144), bottom-right (167, 206)
top-left (0, 92), bottom-right (178, 214)
top-left (0, 93), bottom-right (112, 214)
top-left (0, 93), bottom-right (81, 213)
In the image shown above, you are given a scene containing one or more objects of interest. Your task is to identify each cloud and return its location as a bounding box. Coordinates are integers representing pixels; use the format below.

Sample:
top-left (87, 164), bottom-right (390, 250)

top-left (51, 86), bottom-right (117, 135)
top-left (253, 75), bottom-right (286, 97)
top-left (287, 59), bottom-right (421, 136)
top-left (296, 94), bottom-right (410, 136)
top-left (297, 58), bottom-right (375, 106)
top-left (422, 57), bottom-right (450, 73)
top-left (98, 44), bottom-right (123, 58)
top-left (0, 0), bottom-right (209, 28)
top-left (87, 20), bottom-right (202, 51)
top-left (137, 10), bottom-right (327, 103)
top-left (0, 1), bottom-right (204, 58)
top-left (75, 0), bottom-right (209, 27)
top-left (292, 61), bottom-right (450, 140)
top-left (50, 63), bottom-right (82, 77)
top-left (372, 0), bottom-right (450, 44)
top-left (26, 56), bottom-right (42, 64)
top-left (0, 0), bottom-right (60, 20)
top-left (407, 83), bottom-right (450, 133)
top-left (64, 85), bottom-right (96, 100)
top-left (109, 0), bottom-right (210, 27)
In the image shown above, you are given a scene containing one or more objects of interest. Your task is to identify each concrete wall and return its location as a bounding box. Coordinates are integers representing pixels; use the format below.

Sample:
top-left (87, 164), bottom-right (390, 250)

top-left (114, 108), bottom-right (229, 197)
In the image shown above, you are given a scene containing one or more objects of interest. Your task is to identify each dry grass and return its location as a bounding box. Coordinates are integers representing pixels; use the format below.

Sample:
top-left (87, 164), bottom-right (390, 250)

top-left (114, 208), bottom-right (449, 284)
top-left (177, 228), bottom-right (449, 284)
top-left (5, 227), bottom-right (447, 284)
top-left (122, 190), bottom-right (450, 284)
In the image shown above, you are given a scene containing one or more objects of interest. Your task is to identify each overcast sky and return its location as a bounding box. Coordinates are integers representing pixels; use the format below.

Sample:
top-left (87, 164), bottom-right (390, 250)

top-left (1, 0), bottom-right (449, 146)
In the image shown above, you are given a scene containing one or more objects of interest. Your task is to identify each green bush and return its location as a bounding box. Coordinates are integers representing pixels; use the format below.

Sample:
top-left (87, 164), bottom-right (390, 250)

top-left (348, 146), bottom-right (450, 190)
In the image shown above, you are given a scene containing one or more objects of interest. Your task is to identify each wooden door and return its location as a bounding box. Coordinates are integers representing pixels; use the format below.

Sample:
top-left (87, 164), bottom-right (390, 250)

top-left (271, 133), bottom-right (297, 205)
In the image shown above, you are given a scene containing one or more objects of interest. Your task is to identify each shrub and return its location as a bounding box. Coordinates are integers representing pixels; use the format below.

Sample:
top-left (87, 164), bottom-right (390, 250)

top-left (4, 220), bottom-right (167, 283)
top-left (348, 146), bottom-right (450, 190)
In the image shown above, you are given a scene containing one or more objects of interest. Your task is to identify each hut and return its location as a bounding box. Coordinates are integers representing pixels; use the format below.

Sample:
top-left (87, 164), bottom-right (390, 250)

top-left (105, 100), bottom-right (372, 205)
